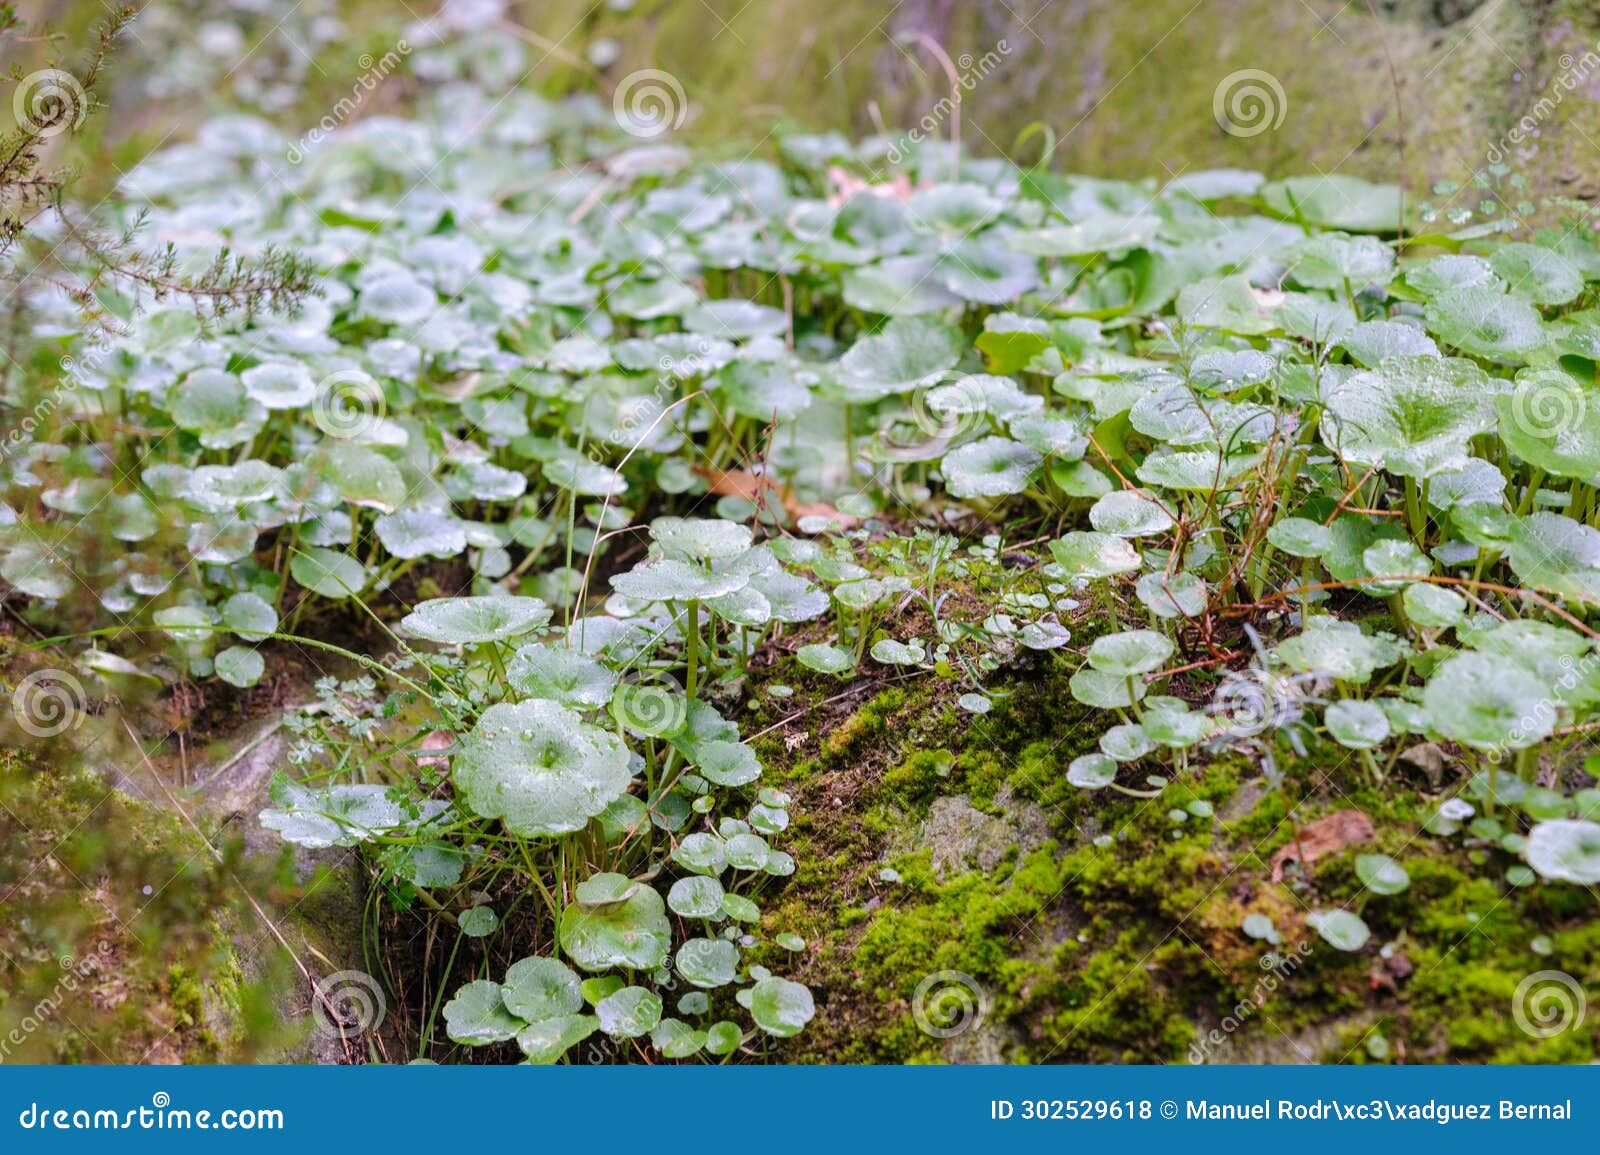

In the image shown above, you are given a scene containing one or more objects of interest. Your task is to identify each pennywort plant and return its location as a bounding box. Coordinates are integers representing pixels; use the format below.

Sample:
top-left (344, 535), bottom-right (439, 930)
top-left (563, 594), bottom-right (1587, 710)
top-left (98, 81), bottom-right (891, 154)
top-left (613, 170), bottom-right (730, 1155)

top-left (10, 20), bottom-right (1600, 1057)
top-left (262, 523), bottom-right (826, 1062)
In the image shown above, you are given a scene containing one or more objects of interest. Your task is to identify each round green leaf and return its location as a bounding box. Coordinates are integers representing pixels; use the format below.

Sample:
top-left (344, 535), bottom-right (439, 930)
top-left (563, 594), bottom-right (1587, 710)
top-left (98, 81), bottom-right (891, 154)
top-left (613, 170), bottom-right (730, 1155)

top-left (443, 980), bottom-right (521, 1045)
top-left (1324, 699), bottom-right (1390, 749)
top-left (1489, 243), bottom-right (1583, 305)
top-left (595, 985), bottom-right (662, 1038)
top-left (212, 645), bottom-right (264, 689)
top-left (650, 1017), bottom-right (706, 1059)
top-left (517, 1014), bottom-right (598, 1064)
top-left (667, 875), bottom-right (726, 918)
top-left (289, 547), bottom-right (368, 600)
top-left (506, 643), bottom-right (617, 708)
top-left (1425, 286), bottom-right (1543, 362)
top-left (1308, 909), bottom-right (1371, 952)
top-left (1067, 753), bottom-right (1118, 789)
top-left (1354, 853), bottom-right (1410, 895)
top-left (1087, 629), bottom-right (1174, 676)
top-left (458, 905), bottom-right (498, 937)
top-left (1524, 819), bottom-right (1600, 884)
top-left (1424, 652), bottom-right (1553, 751)
top-left (502, 956), bottom-right (583, 1022)
top-left (747, 977), bottom-right (814, 1038)
top-left (559, 884), bottom-right (672, 973)
top-left (220, 592), bottom-right (277, 641)
top-left (705, 1020), bottom-right (744, 1055)
top-left (675, 937), bottom-right (740, 988)
top-left (1069, 667), bottom-right (1146, 710)
top-left (941, 436), bottom-right (1042, 500)
top-left (400, 596), bottom-right (552, 644)
top-left (1048, 531), bottom-right (1141, 579)
top-left (453, 699), bottom-right (632, 836)
top-left (796, 643), bottom-right (855, 675)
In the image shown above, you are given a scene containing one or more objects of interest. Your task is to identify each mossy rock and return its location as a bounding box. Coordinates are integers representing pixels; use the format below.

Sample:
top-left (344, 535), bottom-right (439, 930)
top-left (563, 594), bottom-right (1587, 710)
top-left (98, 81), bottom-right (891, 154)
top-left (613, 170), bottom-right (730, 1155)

top-left (564, 0), bottom-right (1600, 200)
top-left (0, 737), bottom-right (290, 1062)
top-left (0, 641), bottom-right (364, 1063)
top-left (757, 659), bottom-right (1600, 1065)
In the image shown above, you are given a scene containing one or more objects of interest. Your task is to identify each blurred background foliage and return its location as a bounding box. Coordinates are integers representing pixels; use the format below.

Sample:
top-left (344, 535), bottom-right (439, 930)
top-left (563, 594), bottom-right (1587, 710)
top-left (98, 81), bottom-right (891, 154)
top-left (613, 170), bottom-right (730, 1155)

top-left (12, 0), bottom-right (1600, 204)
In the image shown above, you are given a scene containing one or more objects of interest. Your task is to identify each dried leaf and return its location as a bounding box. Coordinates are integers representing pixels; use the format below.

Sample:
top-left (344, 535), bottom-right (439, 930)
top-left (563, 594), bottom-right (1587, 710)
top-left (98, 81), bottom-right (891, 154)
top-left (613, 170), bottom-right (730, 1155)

top-left (694, 466), bottom-right (859, 530)
top-left (698, 466), bottom-right (777, 504)
top-left (414, 729), bottom-right (456, 768)
top-left (1270, 809), bottom-right (1375, 882)
top-left (825, 165), bottom-right (913, 207)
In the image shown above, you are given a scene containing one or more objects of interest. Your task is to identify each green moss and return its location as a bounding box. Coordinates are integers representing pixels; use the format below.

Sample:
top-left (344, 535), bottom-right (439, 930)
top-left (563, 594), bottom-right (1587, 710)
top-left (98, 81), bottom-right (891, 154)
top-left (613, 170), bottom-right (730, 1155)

top-left (600, 0), bottom-right (1600, 207)
top-left (765, 649), bottom-right (1599, 1064)
top-left (0, 666), bottom-right (290, 1062)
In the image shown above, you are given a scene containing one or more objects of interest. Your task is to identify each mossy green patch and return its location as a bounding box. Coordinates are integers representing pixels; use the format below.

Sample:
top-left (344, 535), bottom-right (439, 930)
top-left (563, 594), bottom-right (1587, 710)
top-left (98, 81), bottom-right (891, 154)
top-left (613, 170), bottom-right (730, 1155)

top-left (763, 654), bottom-right (1600, 1064)
top-left (0, 669), bottom-right (292, 1062)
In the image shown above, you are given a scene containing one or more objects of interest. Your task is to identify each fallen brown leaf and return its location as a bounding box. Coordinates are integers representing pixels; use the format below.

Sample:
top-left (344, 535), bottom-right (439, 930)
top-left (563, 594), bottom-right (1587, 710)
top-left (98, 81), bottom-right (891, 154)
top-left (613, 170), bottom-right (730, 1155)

top-left (1270, 808), bottom-right (1375, 882)
top-left (414, 729), bottom-right (455, 768)
top-left (698, 466), bottom-right (777, 504)
top-left (825, 165), bottom-right (913, 207)
top-left (694, 466), bottom-right (859, 530)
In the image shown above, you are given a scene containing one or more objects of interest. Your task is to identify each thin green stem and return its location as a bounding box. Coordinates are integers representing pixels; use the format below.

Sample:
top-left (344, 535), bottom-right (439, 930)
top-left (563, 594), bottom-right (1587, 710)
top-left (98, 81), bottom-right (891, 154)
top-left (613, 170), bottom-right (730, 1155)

top-left (685, 600), bottom-right (701, 701)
